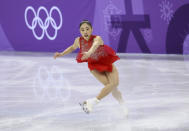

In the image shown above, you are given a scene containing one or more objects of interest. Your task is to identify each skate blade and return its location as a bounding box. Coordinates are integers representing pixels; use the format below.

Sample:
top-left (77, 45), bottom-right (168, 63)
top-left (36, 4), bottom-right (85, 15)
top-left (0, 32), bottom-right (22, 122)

top-left (79, 102), bottom-right (90, 114)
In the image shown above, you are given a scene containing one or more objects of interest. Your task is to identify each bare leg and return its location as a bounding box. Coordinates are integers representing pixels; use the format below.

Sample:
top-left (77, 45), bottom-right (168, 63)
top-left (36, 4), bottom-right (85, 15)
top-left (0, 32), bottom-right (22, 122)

top-left (110, 65), bottom-right (124, 104)
top-left (90, 70), bottom-right (109, 86)
top-left (112, 88), bottom-right (124, 104)
top-left (90, 64), bottom-right (124, 102)
top-left (89, 65), bottom-right (128, 116)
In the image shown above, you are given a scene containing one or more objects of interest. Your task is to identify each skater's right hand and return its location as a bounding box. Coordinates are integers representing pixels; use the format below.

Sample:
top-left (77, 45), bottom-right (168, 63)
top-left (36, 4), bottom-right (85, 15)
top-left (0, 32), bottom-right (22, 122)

top-left (54, 52), bottom-right (62, 59)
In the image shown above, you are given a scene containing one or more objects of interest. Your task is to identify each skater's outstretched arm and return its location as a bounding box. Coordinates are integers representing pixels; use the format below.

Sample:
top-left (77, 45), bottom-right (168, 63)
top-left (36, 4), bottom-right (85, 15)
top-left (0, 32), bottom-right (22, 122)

top-left (54, 37), bottom-right (80, 59)
top-left (81, 36), bottom-right (103, 60)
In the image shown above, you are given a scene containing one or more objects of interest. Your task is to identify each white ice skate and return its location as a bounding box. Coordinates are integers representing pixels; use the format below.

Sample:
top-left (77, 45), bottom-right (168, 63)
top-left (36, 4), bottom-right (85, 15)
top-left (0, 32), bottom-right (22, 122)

top-left (120, 102), bottom-right (129, 118)
top-left (79, 100), bottom-right (92, 114)
top-left (79, 98), bottom-right (100, 114)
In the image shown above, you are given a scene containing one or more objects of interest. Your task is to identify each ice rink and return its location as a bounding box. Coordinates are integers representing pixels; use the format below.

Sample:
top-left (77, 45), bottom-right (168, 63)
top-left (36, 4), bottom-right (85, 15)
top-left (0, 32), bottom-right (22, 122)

top-left (0, 52), bottom-right (189, 131)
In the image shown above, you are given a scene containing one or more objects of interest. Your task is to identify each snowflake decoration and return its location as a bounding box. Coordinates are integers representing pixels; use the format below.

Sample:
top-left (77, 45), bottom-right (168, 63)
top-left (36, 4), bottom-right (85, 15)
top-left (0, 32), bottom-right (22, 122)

top-left (142, 29), bottom-right (153, 43)
top-left (103, 0), bottom-right (122, 40)
top-left (159, 0), bottom-right (174, 24)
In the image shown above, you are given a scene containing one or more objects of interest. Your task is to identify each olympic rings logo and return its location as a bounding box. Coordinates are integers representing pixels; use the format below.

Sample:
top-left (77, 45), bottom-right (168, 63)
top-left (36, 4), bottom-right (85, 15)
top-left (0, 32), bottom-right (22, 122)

top-left (24, 6), bottom-right (63, 40)
top-left (33, 66), bottom-right (71, 102)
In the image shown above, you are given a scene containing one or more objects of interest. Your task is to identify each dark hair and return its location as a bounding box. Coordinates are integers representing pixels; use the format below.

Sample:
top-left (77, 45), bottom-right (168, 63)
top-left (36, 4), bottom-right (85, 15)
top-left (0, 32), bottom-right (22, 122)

top-left (79, 20), bottom-right (92, 28)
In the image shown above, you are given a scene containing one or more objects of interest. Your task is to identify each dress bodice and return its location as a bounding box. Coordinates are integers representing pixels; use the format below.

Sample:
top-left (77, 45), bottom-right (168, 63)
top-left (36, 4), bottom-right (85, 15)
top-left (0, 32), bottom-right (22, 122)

top-left (79, 35), bottom-right (96, 53)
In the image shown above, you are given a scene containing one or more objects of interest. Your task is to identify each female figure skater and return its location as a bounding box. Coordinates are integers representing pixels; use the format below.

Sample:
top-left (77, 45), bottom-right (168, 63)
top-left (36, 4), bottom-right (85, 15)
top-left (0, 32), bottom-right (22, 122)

top-left (54, 20), bottom-right (128, 115)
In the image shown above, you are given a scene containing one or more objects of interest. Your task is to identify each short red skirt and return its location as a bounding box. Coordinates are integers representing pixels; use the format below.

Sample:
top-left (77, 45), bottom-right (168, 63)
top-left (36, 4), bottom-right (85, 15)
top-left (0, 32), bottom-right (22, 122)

top-left (76, 44), bottom-right (120, 72)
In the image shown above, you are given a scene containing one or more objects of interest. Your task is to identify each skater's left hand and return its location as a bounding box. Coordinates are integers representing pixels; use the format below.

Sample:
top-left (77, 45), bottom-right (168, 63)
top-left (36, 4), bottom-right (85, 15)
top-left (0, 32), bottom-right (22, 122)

top-left (81, 51), bottom-right (91, 60)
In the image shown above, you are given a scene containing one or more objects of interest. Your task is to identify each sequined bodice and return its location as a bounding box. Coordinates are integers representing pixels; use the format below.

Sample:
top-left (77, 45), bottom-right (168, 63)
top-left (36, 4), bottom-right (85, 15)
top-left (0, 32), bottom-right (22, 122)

top-left (79, 35), bottom-right (108, 60)
top-left (79, 35), bottom-right (94, 53)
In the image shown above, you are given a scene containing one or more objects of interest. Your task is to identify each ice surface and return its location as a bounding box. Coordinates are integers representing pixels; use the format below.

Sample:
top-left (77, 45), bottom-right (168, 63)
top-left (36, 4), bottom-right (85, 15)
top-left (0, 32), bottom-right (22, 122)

top-left (0, 52), bottom-right (189, 131)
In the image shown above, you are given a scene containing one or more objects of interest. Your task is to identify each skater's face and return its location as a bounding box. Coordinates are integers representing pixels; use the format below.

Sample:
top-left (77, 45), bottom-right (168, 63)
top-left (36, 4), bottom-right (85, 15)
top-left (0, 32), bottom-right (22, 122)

top-left (80, 23), bottom-right (93, 41)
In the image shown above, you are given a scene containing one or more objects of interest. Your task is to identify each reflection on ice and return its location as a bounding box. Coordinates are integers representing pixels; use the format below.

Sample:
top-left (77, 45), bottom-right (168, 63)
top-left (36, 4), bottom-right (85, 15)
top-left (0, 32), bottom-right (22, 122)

top-left (33, 65), bottom-right (71, 103)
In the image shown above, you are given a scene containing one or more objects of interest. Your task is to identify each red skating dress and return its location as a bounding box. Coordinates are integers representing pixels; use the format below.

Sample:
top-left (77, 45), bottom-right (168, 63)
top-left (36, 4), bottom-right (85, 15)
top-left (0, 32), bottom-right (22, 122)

top-left (76, 35), bottom-right (120, 72)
